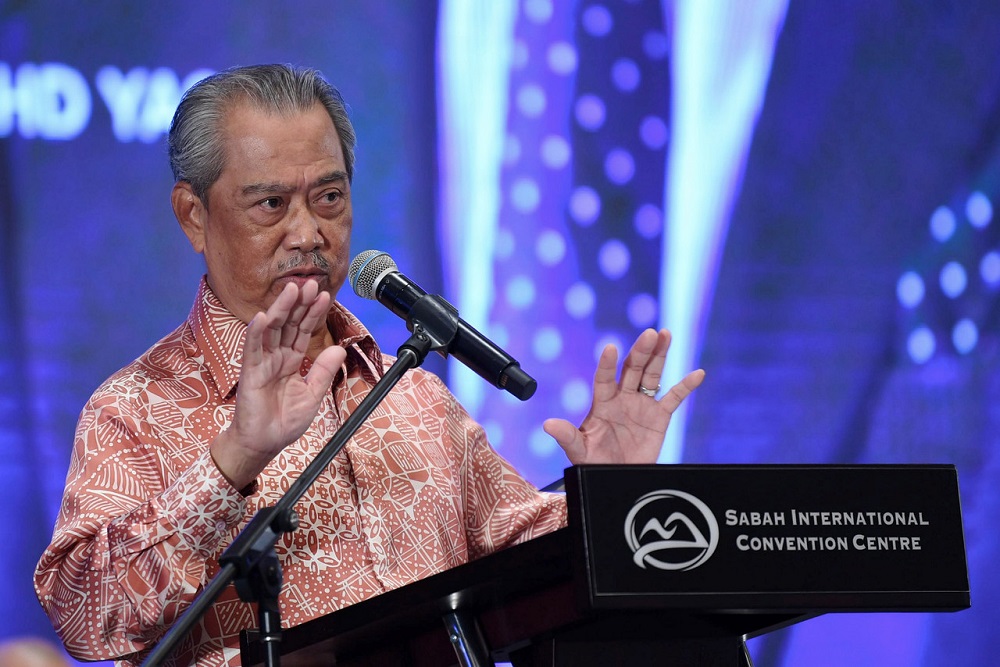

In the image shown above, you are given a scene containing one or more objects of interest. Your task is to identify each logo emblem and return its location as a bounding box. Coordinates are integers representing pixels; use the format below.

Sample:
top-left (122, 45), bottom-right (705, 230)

top-left (624, 489), bottom-right (719, 571)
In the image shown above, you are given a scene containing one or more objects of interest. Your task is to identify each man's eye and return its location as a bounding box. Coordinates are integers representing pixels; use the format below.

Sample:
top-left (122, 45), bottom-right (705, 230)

top-left (321, 191), bottom-right (340, 203)
top-left (261, 197), bottom-right (282, 209)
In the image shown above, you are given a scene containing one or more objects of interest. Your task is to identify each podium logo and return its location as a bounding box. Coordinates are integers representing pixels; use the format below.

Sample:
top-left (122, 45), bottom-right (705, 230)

top-left (624, 490), bottom-right (719, 571)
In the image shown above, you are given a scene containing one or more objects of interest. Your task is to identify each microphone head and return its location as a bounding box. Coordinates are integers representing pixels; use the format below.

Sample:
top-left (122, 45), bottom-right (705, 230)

top-left (349, 250), bottom-right (398, 300)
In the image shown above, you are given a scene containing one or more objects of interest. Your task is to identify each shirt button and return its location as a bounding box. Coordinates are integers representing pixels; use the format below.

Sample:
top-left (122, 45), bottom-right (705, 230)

top-left (215, 520), bottom-right (227, 533)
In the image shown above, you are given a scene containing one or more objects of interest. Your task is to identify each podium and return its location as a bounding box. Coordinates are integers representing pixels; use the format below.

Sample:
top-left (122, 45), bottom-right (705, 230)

top-left (241, 465), bottom-right (970, 666)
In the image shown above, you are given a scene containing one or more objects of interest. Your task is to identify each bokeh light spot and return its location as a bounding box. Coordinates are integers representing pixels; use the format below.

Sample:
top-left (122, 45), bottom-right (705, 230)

top-left (896, 271), bottom-right (924, 308)
top-left (598, 239), bottom-right (630, 279)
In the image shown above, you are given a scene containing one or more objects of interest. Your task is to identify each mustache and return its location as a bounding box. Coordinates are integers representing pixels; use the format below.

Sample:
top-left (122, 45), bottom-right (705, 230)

top-left (278, 251), bottom-right (332, 273)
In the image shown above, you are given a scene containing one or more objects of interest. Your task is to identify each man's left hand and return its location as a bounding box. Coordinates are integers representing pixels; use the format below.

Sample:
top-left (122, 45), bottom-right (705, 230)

top-left (543, 329), bottom-right (704, 465)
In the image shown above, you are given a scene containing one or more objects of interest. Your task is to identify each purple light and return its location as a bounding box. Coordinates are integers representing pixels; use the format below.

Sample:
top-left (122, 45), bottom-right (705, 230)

top-left (581, 5), bottom-right (613, 37)
top-left (627, 293), bottom-right (659, 328)
top-left (634, 204), bottom-right (663, 239)
top-left (489, 324), bottom-right (510, 348)
top-left (574, 94), bottom-right (606, 131)
top-left (547, 41), bottom-right (577, 75)
top-left (540, 134), bottom-right (571, 169)
top-left (896, 271), bottom-right (924, 308)
top-left (605, 148), bottom-right (635, 185)
top-left (966, 191), bottom-right (993, 229)
top-left (560, 379), bottom-right (591, 413)
top-left (532, 327), bottom-right (563, 362)
top-left (643, 31), bottom-right (669, 60)
top-left (565, 282), bottom-right (596, 318)
top-left (517, 84), bottom-right (546, 118)
top-left (535, 229), bottom-right (566, 265)
top-left (524, 0), bottom-right (553, 23)
top-left (952, 319), bottom-right (978, 354)
top-left (930, 206), bottom-right (956, 242)
top-left (503, 134), bottom-right (521, 165)
top-left (981, 250), bottom-right (1000, 287)
top-left (939, 261), bottom-right (967, 298)
top-left (640, 115), bottom-right (668, 149)
top-left (907, 327), bottom-right (936, 364)
top-left (529, 426), bottom-right (558, 457)
top-left (598, 239), bottom-right (630, 279)
top-left (495, 227), bottom-right (515, 259)
top-left (512, 39), bottom-right (530, 70)
top-left (511, 178), bottom-right (541, 213)
top-left (505, 275), bottom-right (536, 309)
top-left (569, 186), bottom-right (601, 225)
top-left (611, 58), bottom-right (640, 92)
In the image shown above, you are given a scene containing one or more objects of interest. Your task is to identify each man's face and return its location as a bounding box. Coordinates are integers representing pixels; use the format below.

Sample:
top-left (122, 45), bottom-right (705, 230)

top-left (177, 102), bottom-right (352, 324)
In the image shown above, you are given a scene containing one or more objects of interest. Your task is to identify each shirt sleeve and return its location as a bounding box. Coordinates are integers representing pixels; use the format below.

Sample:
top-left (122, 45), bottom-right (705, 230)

top-left (433, 377), bottom-right (568, 560)
top-left (33, 392), bottom-right (249, 661)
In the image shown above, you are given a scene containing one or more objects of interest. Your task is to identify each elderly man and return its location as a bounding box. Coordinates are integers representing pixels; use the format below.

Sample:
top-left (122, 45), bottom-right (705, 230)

top-left (34, 65), bottom-right (703, 667)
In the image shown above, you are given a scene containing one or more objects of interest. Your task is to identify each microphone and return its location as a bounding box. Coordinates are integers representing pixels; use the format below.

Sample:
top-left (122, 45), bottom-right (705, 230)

top-left (349, 250), bottom-right (537, 400)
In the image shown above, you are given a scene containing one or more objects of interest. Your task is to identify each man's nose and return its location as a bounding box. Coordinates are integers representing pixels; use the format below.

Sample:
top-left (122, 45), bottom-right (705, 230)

top-left (285, 206), bottom-right (322, 251)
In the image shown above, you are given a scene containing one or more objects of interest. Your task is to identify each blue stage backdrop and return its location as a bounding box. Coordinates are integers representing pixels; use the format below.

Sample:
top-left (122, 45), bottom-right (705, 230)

top-left (1, 2), bottom-right (997, 666)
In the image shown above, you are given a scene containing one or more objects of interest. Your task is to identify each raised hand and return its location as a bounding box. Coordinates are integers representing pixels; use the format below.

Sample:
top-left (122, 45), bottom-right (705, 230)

top-left (211, 280), bottom-right (346, 490)
top-left (542, 329), bottom-right (704, 465)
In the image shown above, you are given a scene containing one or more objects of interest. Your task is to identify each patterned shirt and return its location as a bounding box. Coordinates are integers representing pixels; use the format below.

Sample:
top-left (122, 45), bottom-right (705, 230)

top-left (34, 279), bottom-right (567, 666)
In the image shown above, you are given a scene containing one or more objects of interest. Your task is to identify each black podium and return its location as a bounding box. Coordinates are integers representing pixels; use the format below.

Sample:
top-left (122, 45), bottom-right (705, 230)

top-left (241, 465), bottom-right (970, 666)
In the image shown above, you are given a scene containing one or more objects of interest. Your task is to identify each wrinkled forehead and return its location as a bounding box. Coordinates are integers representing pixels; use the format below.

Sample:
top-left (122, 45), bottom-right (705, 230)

top-left (222, 101), bottom-right (340, 156)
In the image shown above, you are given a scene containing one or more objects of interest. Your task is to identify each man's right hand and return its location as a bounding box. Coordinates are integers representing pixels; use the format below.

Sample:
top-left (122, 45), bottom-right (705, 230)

top-left (211, 280), bottom-right (346, 491)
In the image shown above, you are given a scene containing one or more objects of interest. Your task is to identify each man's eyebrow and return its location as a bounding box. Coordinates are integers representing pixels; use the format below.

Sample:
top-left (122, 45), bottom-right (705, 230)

top-left (240, 171), bottom-right (348, 198)
top-left (241, 182), bottom-right (294, 197)
top-left (314, 170), bottom-right (349, 187)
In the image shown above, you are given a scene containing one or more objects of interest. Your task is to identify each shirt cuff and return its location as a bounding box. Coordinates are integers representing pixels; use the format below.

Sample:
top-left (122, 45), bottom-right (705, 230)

top-left (156, 449), bottom-right (250, 557)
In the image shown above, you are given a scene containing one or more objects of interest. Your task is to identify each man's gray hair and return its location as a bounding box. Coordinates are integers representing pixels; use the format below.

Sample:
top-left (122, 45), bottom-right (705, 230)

top-left (168, 64), bottom-right (357, 203)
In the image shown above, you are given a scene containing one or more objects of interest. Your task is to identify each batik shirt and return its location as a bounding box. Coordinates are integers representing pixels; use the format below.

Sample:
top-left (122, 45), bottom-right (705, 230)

top-left (34, 279), bottom-right (567, 666)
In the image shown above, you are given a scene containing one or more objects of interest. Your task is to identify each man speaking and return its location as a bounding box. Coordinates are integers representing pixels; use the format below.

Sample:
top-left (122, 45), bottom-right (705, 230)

top-left (33, 64), bottom-right (703, 667)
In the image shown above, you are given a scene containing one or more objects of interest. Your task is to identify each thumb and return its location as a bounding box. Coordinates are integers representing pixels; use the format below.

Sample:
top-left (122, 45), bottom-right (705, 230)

top-left (543, 418), bottom-right (585, 464)
top-left (305, 345), bottom-right (347, 397)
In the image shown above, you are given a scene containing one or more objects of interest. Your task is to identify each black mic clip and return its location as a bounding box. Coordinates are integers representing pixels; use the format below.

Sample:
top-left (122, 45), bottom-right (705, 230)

top-left (399, 293), bottom-right (461, 358)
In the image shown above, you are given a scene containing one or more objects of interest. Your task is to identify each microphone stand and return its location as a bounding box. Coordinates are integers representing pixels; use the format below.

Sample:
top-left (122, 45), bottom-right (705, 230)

top-left (142, 295), bottom-right (461, 667)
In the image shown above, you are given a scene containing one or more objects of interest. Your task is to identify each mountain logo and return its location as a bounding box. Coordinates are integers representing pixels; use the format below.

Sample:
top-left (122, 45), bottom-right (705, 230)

top-left (623, 489), bottom-right (719, 571)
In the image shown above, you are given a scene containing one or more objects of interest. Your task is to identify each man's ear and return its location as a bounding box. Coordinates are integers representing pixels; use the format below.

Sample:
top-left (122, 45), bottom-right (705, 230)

top-left (171, 181), bottom-right (207, 253)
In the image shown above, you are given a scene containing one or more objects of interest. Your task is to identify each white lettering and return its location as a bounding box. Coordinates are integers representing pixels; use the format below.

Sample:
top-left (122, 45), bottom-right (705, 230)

top-left (853, 534), bottom-right (922, 551)
top-left (97, 65), bottom-right (213, 143)
top-left (0, 62), bottom-right (91, 139)
top-left (96, 66), bottom-right (149, 142)
top-left (737, 534), bottom-right (849, 552)
top-left (794, 510), bottom-right (931, 527)
top-left (139, 67), bottom-right (213, 143)
top-left (724, 510), bottom-right (785, 526)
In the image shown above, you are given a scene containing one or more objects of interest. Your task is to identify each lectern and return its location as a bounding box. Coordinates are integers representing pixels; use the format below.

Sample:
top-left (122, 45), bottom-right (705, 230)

top-left (241, 465), bottom-right (970, 666)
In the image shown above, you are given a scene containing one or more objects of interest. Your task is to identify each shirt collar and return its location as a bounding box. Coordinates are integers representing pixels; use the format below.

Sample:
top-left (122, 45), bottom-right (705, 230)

top-left (188, 277), bottom-right (383, 398)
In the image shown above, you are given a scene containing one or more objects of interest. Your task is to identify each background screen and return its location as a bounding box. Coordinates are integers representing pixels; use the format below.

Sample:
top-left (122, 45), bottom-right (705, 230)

top-left (2, 2), bottom-right (997, 665)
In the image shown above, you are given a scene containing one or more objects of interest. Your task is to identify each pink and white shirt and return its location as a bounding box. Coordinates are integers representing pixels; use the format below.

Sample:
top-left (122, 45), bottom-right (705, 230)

top-left (34, 279), bottom-right (567, 666)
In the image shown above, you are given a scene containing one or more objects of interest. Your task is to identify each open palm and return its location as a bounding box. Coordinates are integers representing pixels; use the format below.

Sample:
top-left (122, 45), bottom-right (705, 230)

top-left (543, 329), bottom-right (704, 465)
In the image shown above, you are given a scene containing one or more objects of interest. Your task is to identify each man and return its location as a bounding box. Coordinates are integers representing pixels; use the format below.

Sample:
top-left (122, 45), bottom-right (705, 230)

top-left (34, 65), bottom-right (704, 667)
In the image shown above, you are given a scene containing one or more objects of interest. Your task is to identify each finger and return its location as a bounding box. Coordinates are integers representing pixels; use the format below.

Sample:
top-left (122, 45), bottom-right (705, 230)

top-left (305, 344), bottom-right (347, 398)
top-left (658, 369), bottom-right (706, 413)
top-left (618, 329), bottom-right (658, 393)
top-left (291, 285), bottom-right (332, 354)
top-left (592, 344), bottom-right (621, 403)
top-left (263, 282), bottom-right (300, 350)
top-left (638, 329), bottom-right (671, 394)
top-left (280, 280), bottom-right (322, 349)
top-left (542, 418), bottom-right (586, 464)
top-left (242, 311), bottom-right (267, 367)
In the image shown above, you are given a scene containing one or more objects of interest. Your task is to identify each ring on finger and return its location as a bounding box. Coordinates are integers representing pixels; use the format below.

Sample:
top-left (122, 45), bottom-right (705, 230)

top-left (638, 384), bottom-right (659, 397)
